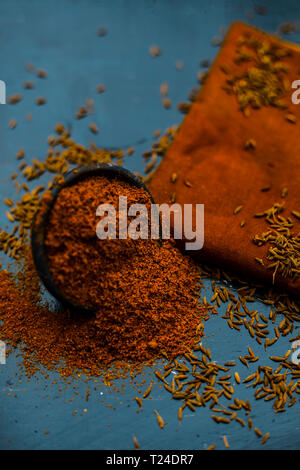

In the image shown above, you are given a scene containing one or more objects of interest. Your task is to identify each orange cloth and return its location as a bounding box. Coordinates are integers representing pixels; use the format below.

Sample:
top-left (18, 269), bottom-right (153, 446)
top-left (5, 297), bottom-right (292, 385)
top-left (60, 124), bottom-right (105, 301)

top-left (149, 22), bottom-right (300, 293)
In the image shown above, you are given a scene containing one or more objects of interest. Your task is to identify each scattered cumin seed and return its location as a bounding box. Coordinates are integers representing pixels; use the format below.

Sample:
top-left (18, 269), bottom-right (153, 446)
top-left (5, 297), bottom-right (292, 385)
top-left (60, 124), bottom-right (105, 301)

top-left (177, 102), bottom-right (191, 114)
top-left (76, 106), bottom-right (88, 119)
top-left (35, 97), bottom-right (46, 105)
top-left (285, 113), bottom-right (296, 123)
top-left (16, 149), bottom-right (25, 160)
top-left (143, 384), bottom-right (152, 399)
top-left (89, 123), bottom-right (98, 134)
top-left (4, 198), bottom-right (14, 207)
top-left (239, 356), bottom-right (248, 367)
top-left (245, 139), bottom-right (256, 150)
top-left (175, 61), bottom-right (184, 70)
top-left (171, 173), bottom-right (177, 184)
top-left (54, 123), bottom-right (65, 134)
top-left (149, 45), bottom-right (161, 57)
top-left (234, 205), bottom-right (243, 215)
top-left (261, 185), bottom-right (271, 192)
top-left (126, 147), bottom-right (134, 156)
top-left (133, 435), bottom-right (140, 450)
top-left (162, 98), bottom-right (171, 109)
top-left (24, 81), bottom-right (35, 89)
top-left (201, 59), bottom-right (210, 68)
top-left (160, 83), bottom-right (168, 96)
top-left (97, 27), bottom-right (107, 37)
top-left (36, 69), bottom-right (47, 78)
top-left (261, 432), bottom-right (270, 445)
top-left (223, 435), bottom-right (229, 448)
top-left (154, 409), bottom-right (164, 429)
top-left (234, 372), bottom-right (241, 384)
top-left (211, 415), bottom-right (230, 424)
top-left (9, 119), bottom-right (17, 129)
top-left (291, 210), bottom-right (300, 220)
top-left (8, 94), bottom-right (22, 104)
top-left (6, 211), bottom-right (15, 222)
top-left (178, 406), bottom-right (183, 423)
top-left (96, 84), bottom-right (106, 93)
top-left (135, 397), bottom-right (143, 409)
top-left (235, 417), bottom-right (245, 427)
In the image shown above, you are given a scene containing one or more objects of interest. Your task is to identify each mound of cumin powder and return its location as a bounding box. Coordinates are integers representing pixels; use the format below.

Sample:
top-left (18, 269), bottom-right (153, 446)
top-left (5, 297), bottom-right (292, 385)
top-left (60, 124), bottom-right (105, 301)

top-left (0, 174), bottom-right (206, 378)
top-left (45, 175), bottom-right (154, 310)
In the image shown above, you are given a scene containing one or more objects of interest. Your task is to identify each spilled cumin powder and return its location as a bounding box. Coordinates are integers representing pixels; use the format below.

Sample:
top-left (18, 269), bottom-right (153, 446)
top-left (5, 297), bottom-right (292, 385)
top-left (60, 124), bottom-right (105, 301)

top-left (0, 174), bottom-right (206, 379)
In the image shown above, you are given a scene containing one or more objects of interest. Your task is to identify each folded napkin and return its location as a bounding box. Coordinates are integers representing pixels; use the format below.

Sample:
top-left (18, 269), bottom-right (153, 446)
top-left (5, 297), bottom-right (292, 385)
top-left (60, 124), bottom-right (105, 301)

top-left (149, 22), bottom-right (300, 294)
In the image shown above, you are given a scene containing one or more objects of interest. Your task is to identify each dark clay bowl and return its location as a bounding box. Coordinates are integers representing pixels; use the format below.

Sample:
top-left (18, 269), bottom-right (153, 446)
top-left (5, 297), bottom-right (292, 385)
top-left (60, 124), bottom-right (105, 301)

top-left (31, 163), bottom-right (156, 315)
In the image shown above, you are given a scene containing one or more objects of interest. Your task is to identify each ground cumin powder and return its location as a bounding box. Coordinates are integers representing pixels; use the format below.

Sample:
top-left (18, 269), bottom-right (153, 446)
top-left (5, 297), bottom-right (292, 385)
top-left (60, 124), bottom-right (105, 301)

top-left (0, 174), bottom-right (206, 378)
top-left (45, 175), bottom-right (154, 309)
top-left (0, 123), bottom-right (207, 382)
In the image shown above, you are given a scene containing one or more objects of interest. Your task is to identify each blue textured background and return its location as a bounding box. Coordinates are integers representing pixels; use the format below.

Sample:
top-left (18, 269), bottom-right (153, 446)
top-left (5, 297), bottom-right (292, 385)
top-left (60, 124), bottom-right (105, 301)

top-left (0, 0), bottom-right (299, 450)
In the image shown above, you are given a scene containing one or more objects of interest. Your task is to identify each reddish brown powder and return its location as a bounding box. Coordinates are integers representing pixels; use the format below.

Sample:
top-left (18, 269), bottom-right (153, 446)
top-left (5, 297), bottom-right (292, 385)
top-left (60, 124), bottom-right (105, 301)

top-left (0, 175), bottom-right (206, 378)
top-left (45, 175), bottom-right (153, 309)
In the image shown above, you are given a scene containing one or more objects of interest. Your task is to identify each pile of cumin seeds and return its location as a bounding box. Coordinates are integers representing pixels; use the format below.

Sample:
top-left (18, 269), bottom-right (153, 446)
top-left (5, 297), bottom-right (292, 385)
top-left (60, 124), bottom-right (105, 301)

top-left (253, 203), bottom-right (300, 284)
top-left (152, 337), bottom-right (271, 442)
top-left (221, 31), bottom-right (291, 117)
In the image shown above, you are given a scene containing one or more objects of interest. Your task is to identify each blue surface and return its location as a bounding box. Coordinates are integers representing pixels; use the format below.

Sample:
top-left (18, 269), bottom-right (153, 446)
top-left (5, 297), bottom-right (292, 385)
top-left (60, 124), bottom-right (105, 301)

top-left (0, 0), bottom-right (300, 450)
